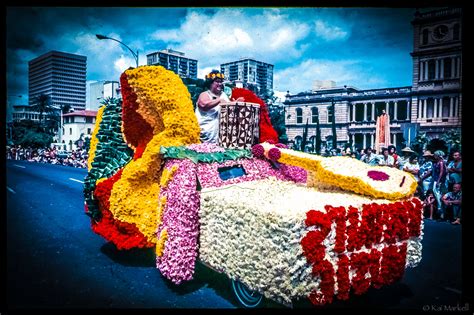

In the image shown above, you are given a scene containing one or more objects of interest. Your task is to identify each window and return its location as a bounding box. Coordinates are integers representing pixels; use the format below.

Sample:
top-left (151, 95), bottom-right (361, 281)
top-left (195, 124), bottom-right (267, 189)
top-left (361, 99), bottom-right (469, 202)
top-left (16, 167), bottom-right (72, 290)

top-left (296, 108), bottom-right (303, 124)
top-left (422, 29), bottom-right (429, 45)
top-left (327, 105), bottom-right (334, 124)
top-left (443, 58), bottom-right (452, 78)
top-left (69, 128), bottom-right (72, 135)
top-left (453, 24), bottom-right (460, 40)
top-left (217, 165), bottom-right (246, 181)
top-left (428, 60), bottom-right (436, 80)
top-left (311, 107), bottom-right (319, 123)
top-left (442, 97), bottom-right (450, 117)
top-left (87, 128), bottom-right (92, 135)
top-left (426, 99), bottom-right (434, 118)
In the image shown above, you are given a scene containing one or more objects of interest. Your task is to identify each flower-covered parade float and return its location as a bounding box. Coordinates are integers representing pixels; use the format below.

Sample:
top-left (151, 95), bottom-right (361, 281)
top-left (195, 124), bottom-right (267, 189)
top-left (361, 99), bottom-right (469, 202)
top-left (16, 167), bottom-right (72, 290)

top-left (84, 65), bottom-right (423, 308)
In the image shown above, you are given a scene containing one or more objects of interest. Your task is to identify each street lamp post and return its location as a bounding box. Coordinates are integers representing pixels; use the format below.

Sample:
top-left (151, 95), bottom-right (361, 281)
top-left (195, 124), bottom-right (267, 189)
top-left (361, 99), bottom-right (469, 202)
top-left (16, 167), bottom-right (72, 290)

top-left (96, 34), bottom-right (139, 68)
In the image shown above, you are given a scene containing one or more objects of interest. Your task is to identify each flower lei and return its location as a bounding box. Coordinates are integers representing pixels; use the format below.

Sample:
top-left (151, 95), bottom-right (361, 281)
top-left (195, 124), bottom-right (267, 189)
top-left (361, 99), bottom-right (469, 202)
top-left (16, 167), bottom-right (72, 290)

top-left (205, 72), bottom-right (225, 80)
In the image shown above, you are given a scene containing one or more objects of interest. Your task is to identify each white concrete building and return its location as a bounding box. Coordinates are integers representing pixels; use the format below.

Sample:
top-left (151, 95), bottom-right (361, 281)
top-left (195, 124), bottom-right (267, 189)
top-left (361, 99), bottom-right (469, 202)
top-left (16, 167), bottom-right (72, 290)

top-left (88, 81), bottom-right (120, 111)
top-left (61, 110), bottom-right (98, 151)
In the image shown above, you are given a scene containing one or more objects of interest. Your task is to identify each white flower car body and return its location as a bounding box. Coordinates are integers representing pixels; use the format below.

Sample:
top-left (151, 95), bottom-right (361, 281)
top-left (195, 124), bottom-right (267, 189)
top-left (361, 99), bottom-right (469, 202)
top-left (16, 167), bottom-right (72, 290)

top-left (156, 146), bottom-right (424, 307)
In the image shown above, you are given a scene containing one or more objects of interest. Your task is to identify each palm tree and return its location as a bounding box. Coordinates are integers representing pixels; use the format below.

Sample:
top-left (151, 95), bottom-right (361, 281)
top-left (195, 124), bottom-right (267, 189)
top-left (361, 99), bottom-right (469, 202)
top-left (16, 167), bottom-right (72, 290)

top-left (31, 94), bottom-right (55, 128)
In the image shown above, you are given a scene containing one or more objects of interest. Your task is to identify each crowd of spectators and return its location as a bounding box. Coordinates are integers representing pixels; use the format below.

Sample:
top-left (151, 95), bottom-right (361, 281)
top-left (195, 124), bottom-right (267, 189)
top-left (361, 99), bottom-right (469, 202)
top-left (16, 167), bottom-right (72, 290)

top-left (359, 145), bottom-right (462, 225)
top-left (8, 142), bottom-right (462, 224)
top-left (6, 145), bottom-right (88, 168)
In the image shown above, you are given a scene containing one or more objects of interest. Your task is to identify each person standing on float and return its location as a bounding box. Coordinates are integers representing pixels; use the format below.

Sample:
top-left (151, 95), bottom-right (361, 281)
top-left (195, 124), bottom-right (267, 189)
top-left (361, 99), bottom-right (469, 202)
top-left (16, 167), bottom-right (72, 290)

top-left (195, 69), bottom-right (244, 143)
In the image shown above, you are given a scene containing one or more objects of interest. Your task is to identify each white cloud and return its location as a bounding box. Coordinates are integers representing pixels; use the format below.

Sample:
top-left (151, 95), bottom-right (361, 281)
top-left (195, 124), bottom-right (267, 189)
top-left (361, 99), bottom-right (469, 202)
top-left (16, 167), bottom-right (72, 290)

top-left (114, 56), bottom-right (133, 73)
top-left (73, 32), bottom-right (137, 82)
top-left (314, 20), bottom-right (349, 41)
top-left (152, 9), bottom-right (311, 78)
top-left (151, 29), bottom-right (180, 42)
top-left (198, 66), bottom-right (217, 79)
top-left (274, 59), bottom-right (385, 93)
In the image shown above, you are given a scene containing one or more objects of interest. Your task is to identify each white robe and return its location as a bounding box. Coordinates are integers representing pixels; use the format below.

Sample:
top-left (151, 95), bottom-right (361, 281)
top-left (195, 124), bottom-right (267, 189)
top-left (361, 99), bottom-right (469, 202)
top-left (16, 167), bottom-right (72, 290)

top-left (195, 90), bottom-right (230, 143)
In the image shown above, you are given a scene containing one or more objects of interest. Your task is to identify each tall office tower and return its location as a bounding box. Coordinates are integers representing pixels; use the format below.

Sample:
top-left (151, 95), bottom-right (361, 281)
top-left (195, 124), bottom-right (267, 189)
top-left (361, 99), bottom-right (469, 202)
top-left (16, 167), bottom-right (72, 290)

top-left (88, 80), bottom-right (120, 111)
top-left (28, 50), bottom-right (87, 111)
top-left (146, 49), bottom-right (198, 79)
top-left (220, 58), bottom-right (274, 98)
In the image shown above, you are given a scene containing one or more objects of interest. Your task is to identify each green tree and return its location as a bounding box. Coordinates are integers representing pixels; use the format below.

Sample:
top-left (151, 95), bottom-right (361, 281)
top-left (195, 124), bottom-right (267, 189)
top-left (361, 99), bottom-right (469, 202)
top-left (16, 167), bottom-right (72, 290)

top-left (441, 128), bottom-right (462, 153)
top-left (19, 129), bottom-right (53, 148)
top-left (183, 77), bottom-right (206, 109)
top-left (31, 94), bottom-right (55, 128)
top-left (411, 131), bottom-right (429, 156)
top-left (268, 104), bottom-right (288, 144)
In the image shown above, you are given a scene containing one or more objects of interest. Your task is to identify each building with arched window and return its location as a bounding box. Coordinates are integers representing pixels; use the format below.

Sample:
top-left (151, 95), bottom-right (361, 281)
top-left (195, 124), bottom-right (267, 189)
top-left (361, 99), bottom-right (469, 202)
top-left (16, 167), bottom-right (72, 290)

top-left (283, 7), bottom-right (461, 153)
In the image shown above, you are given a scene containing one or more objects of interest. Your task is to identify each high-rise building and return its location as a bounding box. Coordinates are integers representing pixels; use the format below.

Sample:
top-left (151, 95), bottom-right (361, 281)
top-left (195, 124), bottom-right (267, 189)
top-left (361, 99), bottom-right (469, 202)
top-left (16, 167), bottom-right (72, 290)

top-left (28, 50), bottom-right (87, 111)
top-left (88, 81), bottom-right (120, 111)
top-left (146, 49), bottom-right (198, 78)
top-left (220, 58), bottom-right (274, 98)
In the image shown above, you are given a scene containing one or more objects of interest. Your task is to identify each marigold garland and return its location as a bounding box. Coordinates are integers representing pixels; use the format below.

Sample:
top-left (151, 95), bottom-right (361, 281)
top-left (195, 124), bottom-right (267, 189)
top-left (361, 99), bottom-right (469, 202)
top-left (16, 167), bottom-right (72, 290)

top-left (92, 169), bottom-right (153, 249)
top-left (260, 142), bottom-right (417, 200)
top-left (88, 104), bottom-right (105, 171)
top-left (109, 66), bottom-right (201, 245)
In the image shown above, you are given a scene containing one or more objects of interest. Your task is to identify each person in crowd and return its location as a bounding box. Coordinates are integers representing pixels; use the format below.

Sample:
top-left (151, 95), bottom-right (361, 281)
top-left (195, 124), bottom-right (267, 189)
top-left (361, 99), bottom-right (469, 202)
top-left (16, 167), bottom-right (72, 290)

top-left (378, 147), bottom-right (394, 167)
top-left (442, 182), bottom-right (462, 225)
top-left (360, 147), bottom-right (377, 165)
top-left (418, 150), bottom-right (435, 197)
top-left (195, 69), bottom-right (244, 143)
top-left (403, 154), bottom-right (420, 179)
top-left (423, 189), bottom-right (437, 220)
top-left (432, 150), bottom-right (447, 220)
top-left (388, 145), bottom-right (400, 168)
top-left (446, 150), bottom-right (462, 191)
top-left (398, 146), bottom-right (415, 170)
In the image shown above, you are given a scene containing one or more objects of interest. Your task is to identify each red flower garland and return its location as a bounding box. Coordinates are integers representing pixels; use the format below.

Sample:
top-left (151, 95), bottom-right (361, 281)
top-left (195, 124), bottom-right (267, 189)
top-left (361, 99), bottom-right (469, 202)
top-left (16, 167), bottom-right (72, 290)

top-left (379, 243), bottom-right (408, 284)
top-left (369, 249), bottom-right (383, 288)
top-left (92, 169), bottom-right (154, 250)
top-left (350, 251), bottom-right (372, 295)
top-left (336, 254), bottom-right (350, 300)
top-left (301, 199), bottom-right (421, 306)
top-left (230, 88), bottom-right (279, 143)
top-left (326, 205), bottom-right (347, 254)
top-left (120, 72), bottom-right (154, 159)
top-left (346, 206), bottom-right (360, 252)
top-left (407, 198), bottom-right (423, 237)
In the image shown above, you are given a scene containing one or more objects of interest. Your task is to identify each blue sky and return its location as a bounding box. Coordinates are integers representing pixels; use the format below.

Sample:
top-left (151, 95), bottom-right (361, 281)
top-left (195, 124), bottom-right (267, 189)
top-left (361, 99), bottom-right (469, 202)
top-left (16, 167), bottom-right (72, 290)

top-left (6, 7), bottom-right (426, 107)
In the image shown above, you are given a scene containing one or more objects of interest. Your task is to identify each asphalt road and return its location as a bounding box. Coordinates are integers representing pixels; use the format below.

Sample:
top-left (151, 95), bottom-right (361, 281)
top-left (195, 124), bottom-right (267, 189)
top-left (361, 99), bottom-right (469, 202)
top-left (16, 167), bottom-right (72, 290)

top-left (5, 160), bottom-right (470, 311)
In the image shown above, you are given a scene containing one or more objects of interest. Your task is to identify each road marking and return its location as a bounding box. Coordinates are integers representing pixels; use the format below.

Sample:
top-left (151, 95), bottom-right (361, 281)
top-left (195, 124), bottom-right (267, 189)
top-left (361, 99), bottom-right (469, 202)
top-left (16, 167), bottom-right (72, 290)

top-left (69, 178), bottom-right (84, 184)
top-left (7, 186), bottom-right (16, 194)
top-left (444, 287), bottom-right (462, 294)
top-left (13, 164), bottom-right (26, 168)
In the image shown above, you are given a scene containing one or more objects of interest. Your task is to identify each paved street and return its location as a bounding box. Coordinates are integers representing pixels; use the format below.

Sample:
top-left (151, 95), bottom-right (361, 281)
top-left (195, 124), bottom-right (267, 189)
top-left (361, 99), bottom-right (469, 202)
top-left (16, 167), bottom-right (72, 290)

top-left (5, 160), bottom-right (468, 310)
